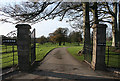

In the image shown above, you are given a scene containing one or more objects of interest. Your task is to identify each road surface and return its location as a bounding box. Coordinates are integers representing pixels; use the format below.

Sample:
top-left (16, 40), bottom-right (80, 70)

top-left (4, 47), bottom-right (119, 80)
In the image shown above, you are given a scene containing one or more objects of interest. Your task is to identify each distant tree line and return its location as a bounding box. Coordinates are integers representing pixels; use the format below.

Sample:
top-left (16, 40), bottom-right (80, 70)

top-left (36, 27), bottom-right (82, 46)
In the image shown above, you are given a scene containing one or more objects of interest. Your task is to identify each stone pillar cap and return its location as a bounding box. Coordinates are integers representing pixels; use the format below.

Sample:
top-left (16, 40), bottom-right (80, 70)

top-left (15, 24), bottom-right (31, 29)
top-left (92, 24), bottom-right (107, 29)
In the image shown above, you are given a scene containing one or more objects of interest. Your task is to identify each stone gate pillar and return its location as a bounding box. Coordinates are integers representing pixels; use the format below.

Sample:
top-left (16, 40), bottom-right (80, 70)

top-left (91, 24), bottom-right (107, 70)
top-left (16, 24), bottom-right (31, 71)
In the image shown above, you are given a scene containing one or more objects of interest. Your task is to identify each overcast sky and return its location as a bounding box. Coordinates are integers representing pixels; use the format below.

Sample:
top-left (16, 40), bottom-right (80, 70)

top-left (0, 0), bottom-right (73, 38)
top-left (0, 0), bottom-right (116, 38)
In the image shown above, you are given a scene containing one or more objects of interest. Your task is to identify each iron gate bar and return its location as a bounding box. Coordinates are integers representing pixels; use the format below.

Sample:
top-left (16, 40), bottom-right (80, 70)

top-left (84, 45), bottom-right (93, 63)
top-left (30, 28), bottom-right (36, 65)
top-left (0, 30), bottom-right (18, 76)
top-left (1, 33), bottom-right (17, 68)
top-left (106, 46), bottom-right (120, 68)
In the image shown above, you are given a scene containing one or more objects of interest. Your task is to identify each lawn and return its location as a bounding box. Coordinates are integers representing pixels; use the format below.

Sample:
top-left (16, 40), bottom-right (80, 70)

top-left (67, 45), bottom-right (120, 68)
top-left (0, 43), bottom-right (58, 68)
top-left (1, 42), bottom-right (119, 69)
top-left (0, 45), bottom-right (18, 68)
top-left (106, 41), bottom-right (112, 46)
top-left (36, 43), bottom-right (58, 61)
top-left (1, 42), bottom-right (83, 68)
top-left (35, 42), bottom-right (83, 61)
top-left (105, 46), bottom-right (120, 68)
top-left (67, 46), bottom-right (84, 61)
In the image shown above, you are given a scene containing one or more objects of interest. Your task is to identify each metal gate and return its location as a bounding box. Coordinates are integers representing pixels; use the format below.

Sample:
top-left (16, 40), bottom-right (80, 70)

top-left (84, 45), bottom-right (93, 63)
top-left (30, 28), bottom-right (36, 65)
top-left (84, 32), bottom-right (93, 64)
top-left (0, 30), bottom-right (18, 75)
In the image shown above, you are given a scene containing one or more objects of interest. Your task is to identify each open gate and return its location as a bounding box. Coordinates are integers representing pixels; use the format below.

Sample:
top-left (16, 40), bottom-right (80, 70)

top-left (30, 28), bottom-right (36, 65)
top-left (84, 45), bottom-right (93, 63)
top-left (84, 31), bottom-right (93, 64)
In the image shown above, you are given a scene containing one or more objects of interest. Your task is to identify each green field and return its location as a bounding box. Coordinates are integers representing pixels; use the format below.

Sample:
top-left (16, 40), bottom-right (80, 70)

top-left (67, 46), bottom-right (84, 61)
top-left (105, 46), bottom-right (120, 68)
top-left (0, 42), bottom-right (83, 68)
top-left (36, 42), bottom-right (83, 61)
top-left (106, 41), bottom-right (112, 46)
top-left (36, 43), bottom-right (58, 61)
top-left (0, 43), bottom-right (58, 68)
top-left (1, 42), bottom-right (119, 69)
top-left (67, 46), bottom-right (120, 68)
top-left (0, 45), bottom-right (18, 68)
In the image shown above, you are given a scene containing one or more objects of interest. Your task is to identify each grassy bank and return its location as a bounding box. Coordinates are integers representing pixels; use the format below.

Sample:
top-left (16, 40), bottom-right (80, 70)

top-left (36, 43), bottom-right (58, 61)
top-left (67, 46), bottom-right (84, 61)
top-left (67, 46), bottom-right (120, 68)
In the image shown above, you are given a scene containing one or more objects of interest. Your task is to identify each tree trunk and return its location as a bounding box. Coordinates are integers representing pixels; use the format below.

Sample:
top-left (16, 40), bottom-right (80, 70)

top-left (112, 2), bottom-right (118, 47)
top-left (93, 2), bottom-right (99, 24)
top-left (83, 2), bottom-right (90, 54)
top-left (118, 3), bottom-right (120, 47)
top-left (59, 41), bottom-right (61, 46)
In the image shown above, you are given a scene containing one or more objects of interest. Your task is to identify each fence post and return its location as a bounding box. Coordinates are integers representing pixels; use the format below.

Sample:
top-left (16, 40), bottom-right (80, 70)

top-left (91, 24), bottom-right (107, 70)
top-left (16, 24), bottom-right (31, 71)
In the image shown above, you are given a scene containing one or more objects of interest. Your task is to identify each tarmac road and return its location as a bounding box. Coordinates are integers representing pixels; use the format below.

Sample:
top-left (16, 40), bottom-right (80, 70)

top-left (3, 47), bottom-right (120, 81)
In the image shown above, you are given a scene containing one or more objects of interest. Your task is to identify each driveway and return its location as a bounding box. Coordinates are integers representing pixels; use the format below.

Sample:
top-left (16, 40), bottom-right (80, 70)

top-left (3, 47), bottom-right (120, 80)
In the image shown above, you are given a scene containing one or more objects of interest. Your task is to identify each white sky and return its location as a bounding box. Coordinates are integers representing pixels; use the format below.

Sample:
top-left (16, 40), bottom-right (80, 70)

top-left (0, 0), bottom-right (73, 38)
top-left (0, 19), bottom-right (72, 38)
top-left (0, 0), bottom-right (115, 38)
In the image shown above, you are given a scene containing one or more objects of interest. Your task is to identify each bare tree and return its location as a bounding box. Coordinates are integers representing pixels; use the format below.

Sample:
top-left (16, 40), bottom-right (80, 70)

top-left (98, 2), bottom-right (118, 47)
top-left (82, 2), bottom-right (90, 54)
top-left (67, 2), bottom-right (119, 47)
top-left (0, 1), bottom-right (119, 47)
top-left (0, 2), bottom-right (83, 24)
top-left (97, 2), bottom-right (118, 47)
top-left (118, 2), bottom-right (120, 68)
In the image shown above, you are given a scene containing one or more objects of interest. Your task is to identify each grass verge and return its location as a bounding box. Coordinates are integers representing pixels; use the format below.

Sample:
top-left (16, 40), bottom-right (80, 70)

top-left (67, 46), bottom-right (84, 61)
top-left (1, 43), bottom-right (83, 68)
top-left (36, 43), bottom-right (58, 61)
